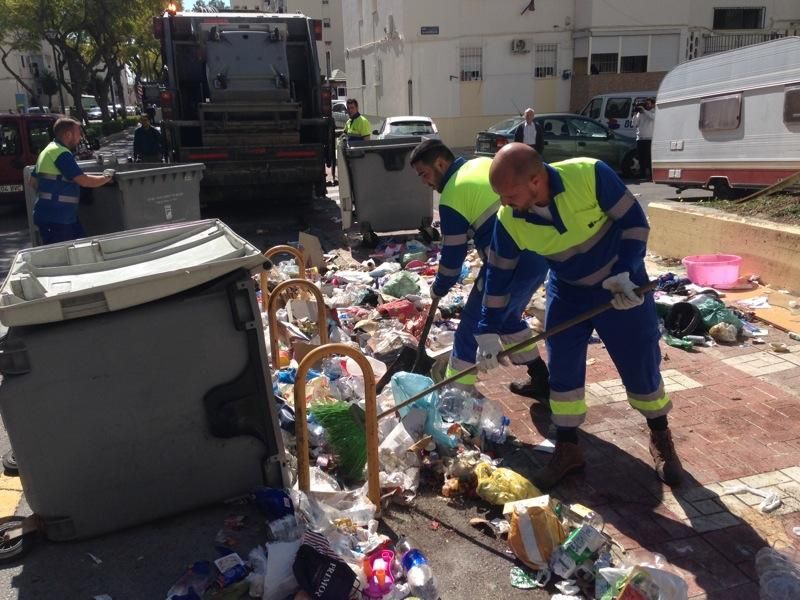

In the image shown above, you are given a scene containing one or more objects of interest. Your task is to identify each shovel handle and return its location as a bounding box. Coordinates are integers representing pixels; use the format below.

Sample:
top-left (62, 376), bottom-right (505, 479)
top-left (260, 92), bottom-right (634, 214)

top-left (417, 296), bottom-right (440, 350)
top-left (376, 280), bottom-right (657, 421)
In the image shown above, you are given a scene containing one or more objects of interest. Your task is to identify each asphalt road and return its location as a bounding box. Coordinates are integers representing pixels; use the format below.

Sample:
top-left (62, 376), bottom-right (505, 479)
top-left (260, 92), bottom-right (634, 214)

top-left (0, 141), bottom-right (711, 598)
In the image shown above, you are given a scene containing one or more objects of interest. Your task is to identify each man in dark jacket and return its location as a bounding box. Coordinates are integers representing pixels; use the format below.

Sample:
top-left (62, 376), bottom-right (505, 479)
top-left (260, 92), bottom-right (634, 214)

top-left (133, 115), bottom-right (162, 163)
top-left (514, 108), bottom-right (545, 155)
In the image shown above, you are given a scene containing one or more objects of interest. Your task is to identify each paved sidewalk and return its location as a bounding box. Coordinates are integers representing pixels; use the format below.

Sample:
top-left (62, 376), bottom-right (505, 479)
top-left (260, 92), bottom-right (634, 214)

top-left (477, 321), bottom-right (800, 598)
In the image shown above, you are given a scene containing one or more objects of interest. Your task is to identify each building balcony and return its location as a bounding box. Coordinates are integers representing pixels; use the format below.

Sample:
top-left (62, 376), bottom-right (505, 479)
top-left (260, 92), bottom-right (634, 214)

top-left (700, 31), bottom-right (786, 56)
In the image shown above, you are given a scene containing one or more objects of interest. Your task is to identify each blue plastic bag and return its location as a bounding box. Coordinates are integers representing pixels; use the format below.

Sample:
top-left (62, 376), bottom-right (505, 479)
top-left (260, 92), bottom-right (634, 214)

top-left (390, 372), bottom-right (458, 450)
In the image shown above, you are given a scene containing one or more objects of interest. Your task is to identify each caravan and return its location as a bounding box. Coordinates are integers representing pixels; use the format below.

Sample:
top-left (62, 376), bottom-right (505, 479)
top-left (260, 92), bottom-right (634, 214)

top-left (652, 37), bottom-right (800, 197)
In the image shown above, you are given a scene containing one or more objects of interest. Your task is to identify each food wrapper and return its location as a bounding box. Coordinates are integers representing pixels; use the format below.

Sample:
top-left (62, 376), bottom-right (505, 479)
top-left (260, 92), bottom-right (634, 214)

top-left (474, 463), bottom-right (540, 505)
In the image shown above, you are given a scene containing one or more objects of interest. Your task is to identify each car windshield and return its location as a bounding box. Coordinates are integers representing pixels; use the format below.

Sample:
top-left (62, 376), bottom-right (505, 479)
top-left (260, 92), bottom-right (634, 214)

top-left (487, 118), bottom-right (522, 133)
top-left (389, 121), bottom-right (434, 135)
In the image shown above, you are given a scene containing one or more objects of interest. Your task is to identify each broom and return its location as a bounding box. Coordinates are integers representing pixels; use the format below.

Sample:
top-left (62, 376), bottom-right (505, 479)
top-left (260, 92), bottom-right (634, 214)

top-left (309, 401), bottom-right (367, 482)
top-left (308, 282), bottom-right (657, 481)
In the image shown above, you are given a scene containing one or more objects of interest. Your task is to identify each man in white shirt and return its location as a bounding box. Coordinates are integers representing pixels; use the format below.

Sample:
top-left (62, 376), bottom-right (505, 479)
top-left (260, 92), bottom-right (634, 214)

top-left (632, 98), bottom-right (655, 179)
top-left (513, 108), bottom-right (544, 155)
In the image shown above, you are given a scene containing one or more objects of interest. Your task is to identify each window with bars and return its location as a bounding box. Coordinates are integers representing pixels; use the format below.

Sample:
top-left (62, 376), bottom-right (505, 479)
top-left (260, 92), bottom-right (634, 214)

top-left (713, 7), bottom-right (765, 30)
top-left (621, 55), bottom-right (647, 73)
top-left (535, 44), bottom-right (557, 78)
top-left (590, 53), bottom-right (618, 74)
top-left (323, 18), bottom-right (331, 28)
top-left (460, 47), bottom-right (482, 81)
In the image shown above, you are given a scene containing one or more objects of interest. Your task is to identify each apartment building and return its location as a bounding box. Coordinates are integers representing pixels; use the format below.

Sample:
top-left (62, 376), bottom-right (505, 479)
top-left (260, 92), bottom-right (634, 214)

top-left (342, 0), bottom-right (800, 147)
top-left (0, 48), bottom-right (59, 113)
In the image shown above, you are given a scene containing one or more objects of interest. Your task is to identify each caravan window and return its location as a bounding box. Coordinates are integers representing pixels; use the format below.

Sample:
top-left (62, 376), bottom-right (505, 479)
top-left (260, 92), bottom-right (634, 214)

top-left (699, 94), bottom-right (742, 131)
top-left (784, 86), bottom-right (800, 124)
top-left (605, 97), bottom-right (632, 119)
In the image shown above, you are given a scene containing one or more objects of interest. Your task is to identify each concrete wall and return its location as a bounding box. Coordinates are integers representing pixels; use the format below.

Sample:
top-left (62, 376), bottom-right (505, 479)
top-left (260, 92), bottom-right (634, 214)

top-left (288, 0), bottom-right (346, 74)
top-left (648, 202), bottom-right (800, 294)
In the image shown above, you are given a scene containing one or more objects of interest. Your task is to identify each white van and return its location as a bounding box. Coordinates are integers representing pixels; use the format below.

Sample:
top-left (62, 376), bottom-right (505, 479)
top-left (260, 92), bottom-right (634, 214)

top-left (652, 37), bottom-right (800, 198)
top-left (579, 91), bottom-right (656, 138)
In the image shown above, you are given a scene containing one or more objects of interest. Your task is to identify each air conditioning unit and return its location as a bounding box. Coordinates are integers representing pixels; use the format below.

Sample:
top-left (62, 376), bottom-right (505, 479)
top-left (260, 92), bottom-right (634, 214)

top-left (511, 39), bottom-right (529, 54)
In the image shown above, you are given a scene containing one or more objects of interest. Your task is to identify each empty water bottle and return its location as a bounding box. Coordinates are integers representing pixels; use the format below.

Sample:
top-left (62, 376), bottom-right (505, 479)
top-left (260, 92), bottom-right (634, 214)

top-left (395, 537), bottom-right (439, 600)
top-left (436, 388), bottom-right (479, 424)
top-left (479, 399), bottom-right (509, 444)
top-left (756, 546), bottom-right (800, 599)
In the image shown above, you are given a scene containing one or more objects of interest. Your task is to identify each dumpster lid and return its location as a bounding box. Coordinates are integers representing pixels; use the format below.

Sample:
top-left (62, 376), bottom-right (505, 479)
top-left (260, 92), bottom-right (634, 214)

top-left (0, 219), bottom-right (268, 326)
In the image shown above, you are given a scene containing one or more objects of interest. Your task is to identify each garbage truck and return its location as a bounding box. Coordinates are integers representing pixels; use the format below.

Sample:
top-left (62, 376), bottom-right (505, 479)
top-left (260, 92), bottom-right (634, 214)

top-left (153, 10), bottom-right (334, 204)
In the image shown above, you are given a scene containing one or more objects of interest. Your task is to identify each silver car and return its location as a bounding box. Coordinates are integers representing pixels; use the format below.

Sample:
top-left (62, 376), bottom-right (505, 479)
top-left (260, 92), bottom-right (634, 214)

top-left (372, 116), bottom-right (440, 140)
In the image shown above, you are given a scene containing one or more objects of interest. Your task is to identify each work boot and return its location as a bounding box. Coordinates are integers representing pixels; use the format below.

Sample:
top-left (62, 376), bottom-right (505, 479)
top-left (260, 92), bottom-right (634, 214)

top-left (649, 428), bottom-right (684, 486)
top-left (509, 358), bottom-right (550, 401)
top-left (533, 441), bottom-right (585, 490)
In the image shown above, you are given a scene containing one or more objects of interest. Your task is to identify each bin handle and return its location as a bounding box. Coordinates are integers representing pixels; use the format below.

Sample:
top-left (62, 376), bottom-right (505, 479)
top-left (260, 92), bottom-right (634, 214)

top-left (266, 279), bottom-right (329, 371)
top-left (294, 343), bottom-right (380, 509)
top-left (261, 245), bottom-right (307, 312)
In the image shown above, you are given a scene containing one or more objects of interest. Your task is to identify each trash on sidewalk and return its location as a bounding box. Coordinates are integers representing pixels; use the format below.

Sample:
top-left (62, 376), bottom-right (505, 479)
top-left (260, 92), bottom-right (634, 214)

top-left (723, 483), bottom-right (782, 513)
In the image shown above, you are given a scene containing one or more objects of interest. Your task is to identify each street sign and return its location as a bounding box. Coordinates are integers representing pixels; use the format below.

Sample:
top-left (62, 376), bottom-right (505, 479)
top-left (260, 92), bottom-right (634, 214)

top-left (420, 26), bottom-right (439, 35)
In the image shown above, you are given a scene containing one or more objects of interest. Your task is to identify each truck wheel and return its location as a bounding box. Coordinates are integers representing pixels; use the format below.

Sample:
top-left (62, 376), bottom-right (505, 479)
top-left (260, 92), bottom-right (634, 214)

top-left (622, 152), bottom-right (641, 179)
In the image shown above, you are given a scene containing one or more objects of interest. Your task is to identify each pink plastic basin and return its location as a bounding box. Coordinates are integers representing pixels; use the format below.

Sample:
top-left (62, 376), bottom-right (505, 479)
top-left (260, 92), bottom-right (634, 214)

top-left (682, 254), bottom-right (742, 287)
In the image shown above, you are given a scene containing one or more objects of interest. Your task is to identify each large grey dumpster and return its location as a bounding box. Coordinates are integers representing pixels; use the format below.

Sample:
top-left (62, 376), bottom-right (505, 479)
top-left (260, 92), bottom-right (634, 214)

top-left (24, 160), bottom-right (204, 246)
top-left (0, 220), bottom-right (287, 541)
top-left (343, 137), bottom-right (434, 244)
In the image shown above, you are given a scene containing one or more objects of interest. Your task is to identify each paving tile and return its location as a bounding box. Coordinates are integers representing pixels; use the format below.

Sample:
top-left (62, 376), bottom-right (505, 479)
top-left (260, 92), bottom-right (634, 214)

top-left (723, 351), bottom-right (797, 376)
top-left (683, 512), bottom-right (741, 533)
top-left (780, 466), bottom-right (800, 483)
top-left (661, 492), bottom-right (702, 520)
top-left (739, 470), bottom-right (792, 488)
top-left (701, 524), bottom-right (766, 564)
top-left (692, 499), bottom-right (726, 515)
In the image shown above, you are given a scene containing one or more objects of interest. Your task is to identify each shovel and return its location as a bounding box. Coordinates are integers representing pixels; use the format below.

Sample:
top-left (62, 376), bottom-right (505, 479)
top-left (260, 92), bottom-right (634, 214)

top-left (375, 297), bottom-right (440, 393)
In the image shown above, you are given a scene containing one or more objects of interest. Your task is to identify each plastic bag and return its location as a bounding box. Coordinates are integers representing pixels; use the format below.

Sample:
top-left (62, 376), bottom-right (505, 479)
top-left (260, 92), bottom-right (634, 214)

top-left (391, 372), bottom-right (458, 450)
top-left (474, 462), bottom-right (541, 505)
top-left (697, 299), bottom-right (742, 330)
top-left (165, 561), bottom-right (214, 600)
top-left (382, 271), bottom-right (421, 298)
top-left (507, 495), bottom-right (565, 570)
top-left (709, 322), bottom-right (738, 343)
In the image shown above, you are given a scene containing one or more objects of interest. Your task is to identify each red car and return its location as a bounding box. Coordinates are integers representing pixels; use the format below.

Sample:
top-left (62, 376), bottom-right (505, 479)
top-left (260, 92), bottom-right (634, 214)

top-left (0, 114), bottom-right (96, 206)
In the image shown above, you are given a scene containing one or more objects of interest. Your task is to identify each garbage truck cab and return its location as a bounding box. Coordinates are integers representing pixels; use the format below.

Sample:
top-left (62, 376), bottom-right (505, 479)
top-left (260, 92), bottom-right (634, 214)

top-left (153, 10), bottom-right (333, 204)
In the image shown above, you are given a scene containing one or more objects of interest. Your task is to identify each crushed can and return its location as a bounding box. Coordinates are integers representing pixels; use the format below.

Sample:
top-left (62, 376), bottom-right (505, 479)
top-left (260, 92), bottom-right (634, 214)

top-left (550, 524), bottom-right (607, 579)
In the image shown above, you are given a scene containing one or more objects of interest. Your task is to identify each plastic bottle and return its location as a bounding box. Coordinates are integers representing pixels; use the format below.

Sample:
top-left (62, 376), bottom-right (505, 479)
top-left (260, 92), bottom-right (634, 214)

top-left (479, 399), bottom-right (509, 444)
top-left (593, 550), bottom-right (613, 599)
top-left (755, 547), bottom-right (800, 599)
top-left (395, 537), bottom-right (439, 600)
top-left (436, 388), bottom-right (479, 424)
top-left (789, 332), bottom-right (800, 342)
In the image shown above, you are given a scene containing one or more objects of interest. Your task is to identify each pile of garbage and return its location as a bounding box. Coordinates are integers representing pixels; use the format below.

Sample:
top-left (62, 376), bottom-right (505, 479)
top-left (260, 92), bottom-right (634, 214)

top-left (161, 237), bottom-right (698, 599)
top-left (654, 272), bottom-right (771, 350)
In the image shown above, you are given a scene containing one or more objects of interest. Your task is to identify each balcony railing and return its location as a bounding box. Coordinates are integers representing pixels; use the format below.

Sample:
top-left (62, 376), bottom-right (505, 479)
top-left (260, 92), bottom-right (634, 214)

top-left (701, 32), bottom-right (786, 55)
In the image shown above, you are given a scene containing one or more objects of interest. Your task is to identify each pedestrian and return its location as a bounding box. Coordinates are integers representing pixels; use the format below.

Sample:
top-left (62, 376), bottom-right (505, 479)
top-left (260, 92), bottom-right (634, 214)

top-left (410, 138), bottom-right (550, 398)
top-left (133, 114), bottom-right (162, 163)
top-left (342, 98), bottom-right (371, 142)
top-left (31, 117), bottom-right (113, 245)
top-left (513, 108), bottom-right (545, 155)
top-left (477, 143), bottom-right (683, 489)
top-left (632, 97), bottom-right (655, 179)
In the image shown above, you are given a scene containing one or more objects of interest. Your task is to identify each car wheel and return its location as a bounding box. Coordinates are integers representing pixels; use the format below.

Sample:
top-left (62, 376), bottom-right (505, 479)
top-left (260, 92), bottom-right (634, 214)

top-left (622, 152), bottom-right (641, 179)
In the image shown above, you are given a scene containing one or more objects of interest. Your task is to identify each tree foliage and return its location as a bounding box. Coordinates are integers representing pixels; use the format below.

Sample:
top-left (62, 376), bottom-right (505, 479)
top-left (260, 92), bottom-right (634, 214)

top-left (0, 0), bottom-right (167, 119)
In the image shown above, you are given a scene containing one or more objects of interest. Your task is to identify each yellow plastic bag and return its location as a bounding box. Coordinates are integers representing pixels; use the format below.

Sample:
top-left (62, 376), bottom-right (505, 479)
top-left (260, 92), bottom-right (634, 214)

top-left (507, 495), bottom-right (566, 570)
top-left (474, 463), bottom-right (541, 505)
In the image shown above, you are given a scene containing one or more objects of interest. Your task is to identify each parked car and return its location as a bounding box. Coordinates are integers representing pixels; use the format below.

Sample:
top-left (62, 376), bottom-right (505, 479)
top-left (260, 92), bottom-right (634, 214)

top-left (579, 91), bottom-right (656, 138)
top-left (87, 106), bottom-right (103, 120)
top-left (475, 113), bottom-right (641, 177)
top-left (0, 114), bottom-right (95, 206)
top-left (372, 116), bottom-right (440, 140)
top-left (26, 106), bottom-right (51, 115)
top-left (332, 101), bottom-right (348, 129)
top-left (125, 105), bottom-right (140, 116)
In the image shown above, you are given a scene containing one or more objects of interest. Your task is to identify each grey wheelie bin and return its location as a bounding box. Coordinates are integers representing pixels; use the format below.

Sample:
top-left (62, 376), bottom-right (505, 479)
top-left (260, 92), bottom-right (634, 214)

top-left (0, 219), bottom-right (288, 541)
top-left (343, 137), bottom-right (435, 246)
top-left (23, 161), bottom-right (204, 246)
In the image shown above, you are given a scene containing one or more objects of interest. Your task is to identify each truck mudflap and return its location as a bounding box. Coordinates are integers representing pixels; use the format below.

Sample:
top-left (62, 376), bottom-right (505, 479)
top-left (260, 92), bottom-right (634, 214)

top-left (179, 144), bottom-right (324, 187)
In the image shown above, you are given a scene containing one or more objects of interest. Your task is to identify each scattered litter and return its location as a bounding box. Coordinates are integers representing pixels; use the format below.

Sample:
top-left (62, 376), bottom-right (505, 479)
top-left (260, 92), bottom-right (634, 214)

top-left (586, 358), bottom-right (597, 366)
top-left (723, 484), bottom-right (782, 513)
top-left (793, 526), bottom-right (800, 536)
top-left (87, 552), bottom-right (102, 565)
top-left (510, 565), bottom-right (550, 589)
top-left (93, 596), bottom-right (112, 600)
top-left (737, 296), bottom-right (772, 309)
top-left (771, 342), bottom-right (791, 353)
top-left (709, 322), bottom-right (738, 343)
top-left (533, 438), bottom-right (557, 453)
top-left (554, 579), bottom-right (582, 595)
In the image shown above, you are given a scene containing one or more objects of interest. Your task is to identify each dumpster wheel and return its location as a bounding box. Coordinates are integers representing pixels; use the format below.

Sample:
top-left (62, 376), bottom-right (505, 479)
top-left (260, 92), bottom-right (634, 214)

top-left (419, 225), bottom-right (441, 244)
top-left (0, 516), bottom-right (39, 563)
top-left (2, 450), bottom-right (17, 476)
top-left (360, 222), bottom-right (379, 248)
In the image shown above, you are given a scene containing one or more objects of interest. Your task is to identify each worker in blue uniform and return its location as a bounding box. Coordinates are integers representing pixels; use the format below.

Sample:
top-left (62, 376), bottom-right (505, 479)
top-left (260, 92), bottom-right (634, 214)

top-left (477, 143), bottom-right (683, 489)
top-left (409, 139), bottom-right (549, 397)
top-left (31, 117), bottom-right (112, 244)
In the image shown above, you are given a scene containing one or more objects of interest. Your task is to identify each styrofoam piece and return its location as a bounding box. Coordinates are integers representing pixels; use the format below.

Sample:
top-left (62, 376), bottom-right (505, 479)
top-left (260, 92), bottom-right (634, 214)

top-left (0, 219), bottom-right (267, 326)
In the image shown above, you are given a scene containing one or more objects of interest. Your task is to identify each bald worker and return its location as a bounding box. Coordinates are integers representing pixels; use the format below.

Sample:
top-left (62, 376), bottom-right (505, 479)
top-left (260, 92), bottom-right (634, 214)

top-left (476, 143), bottom-right (683, 490)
